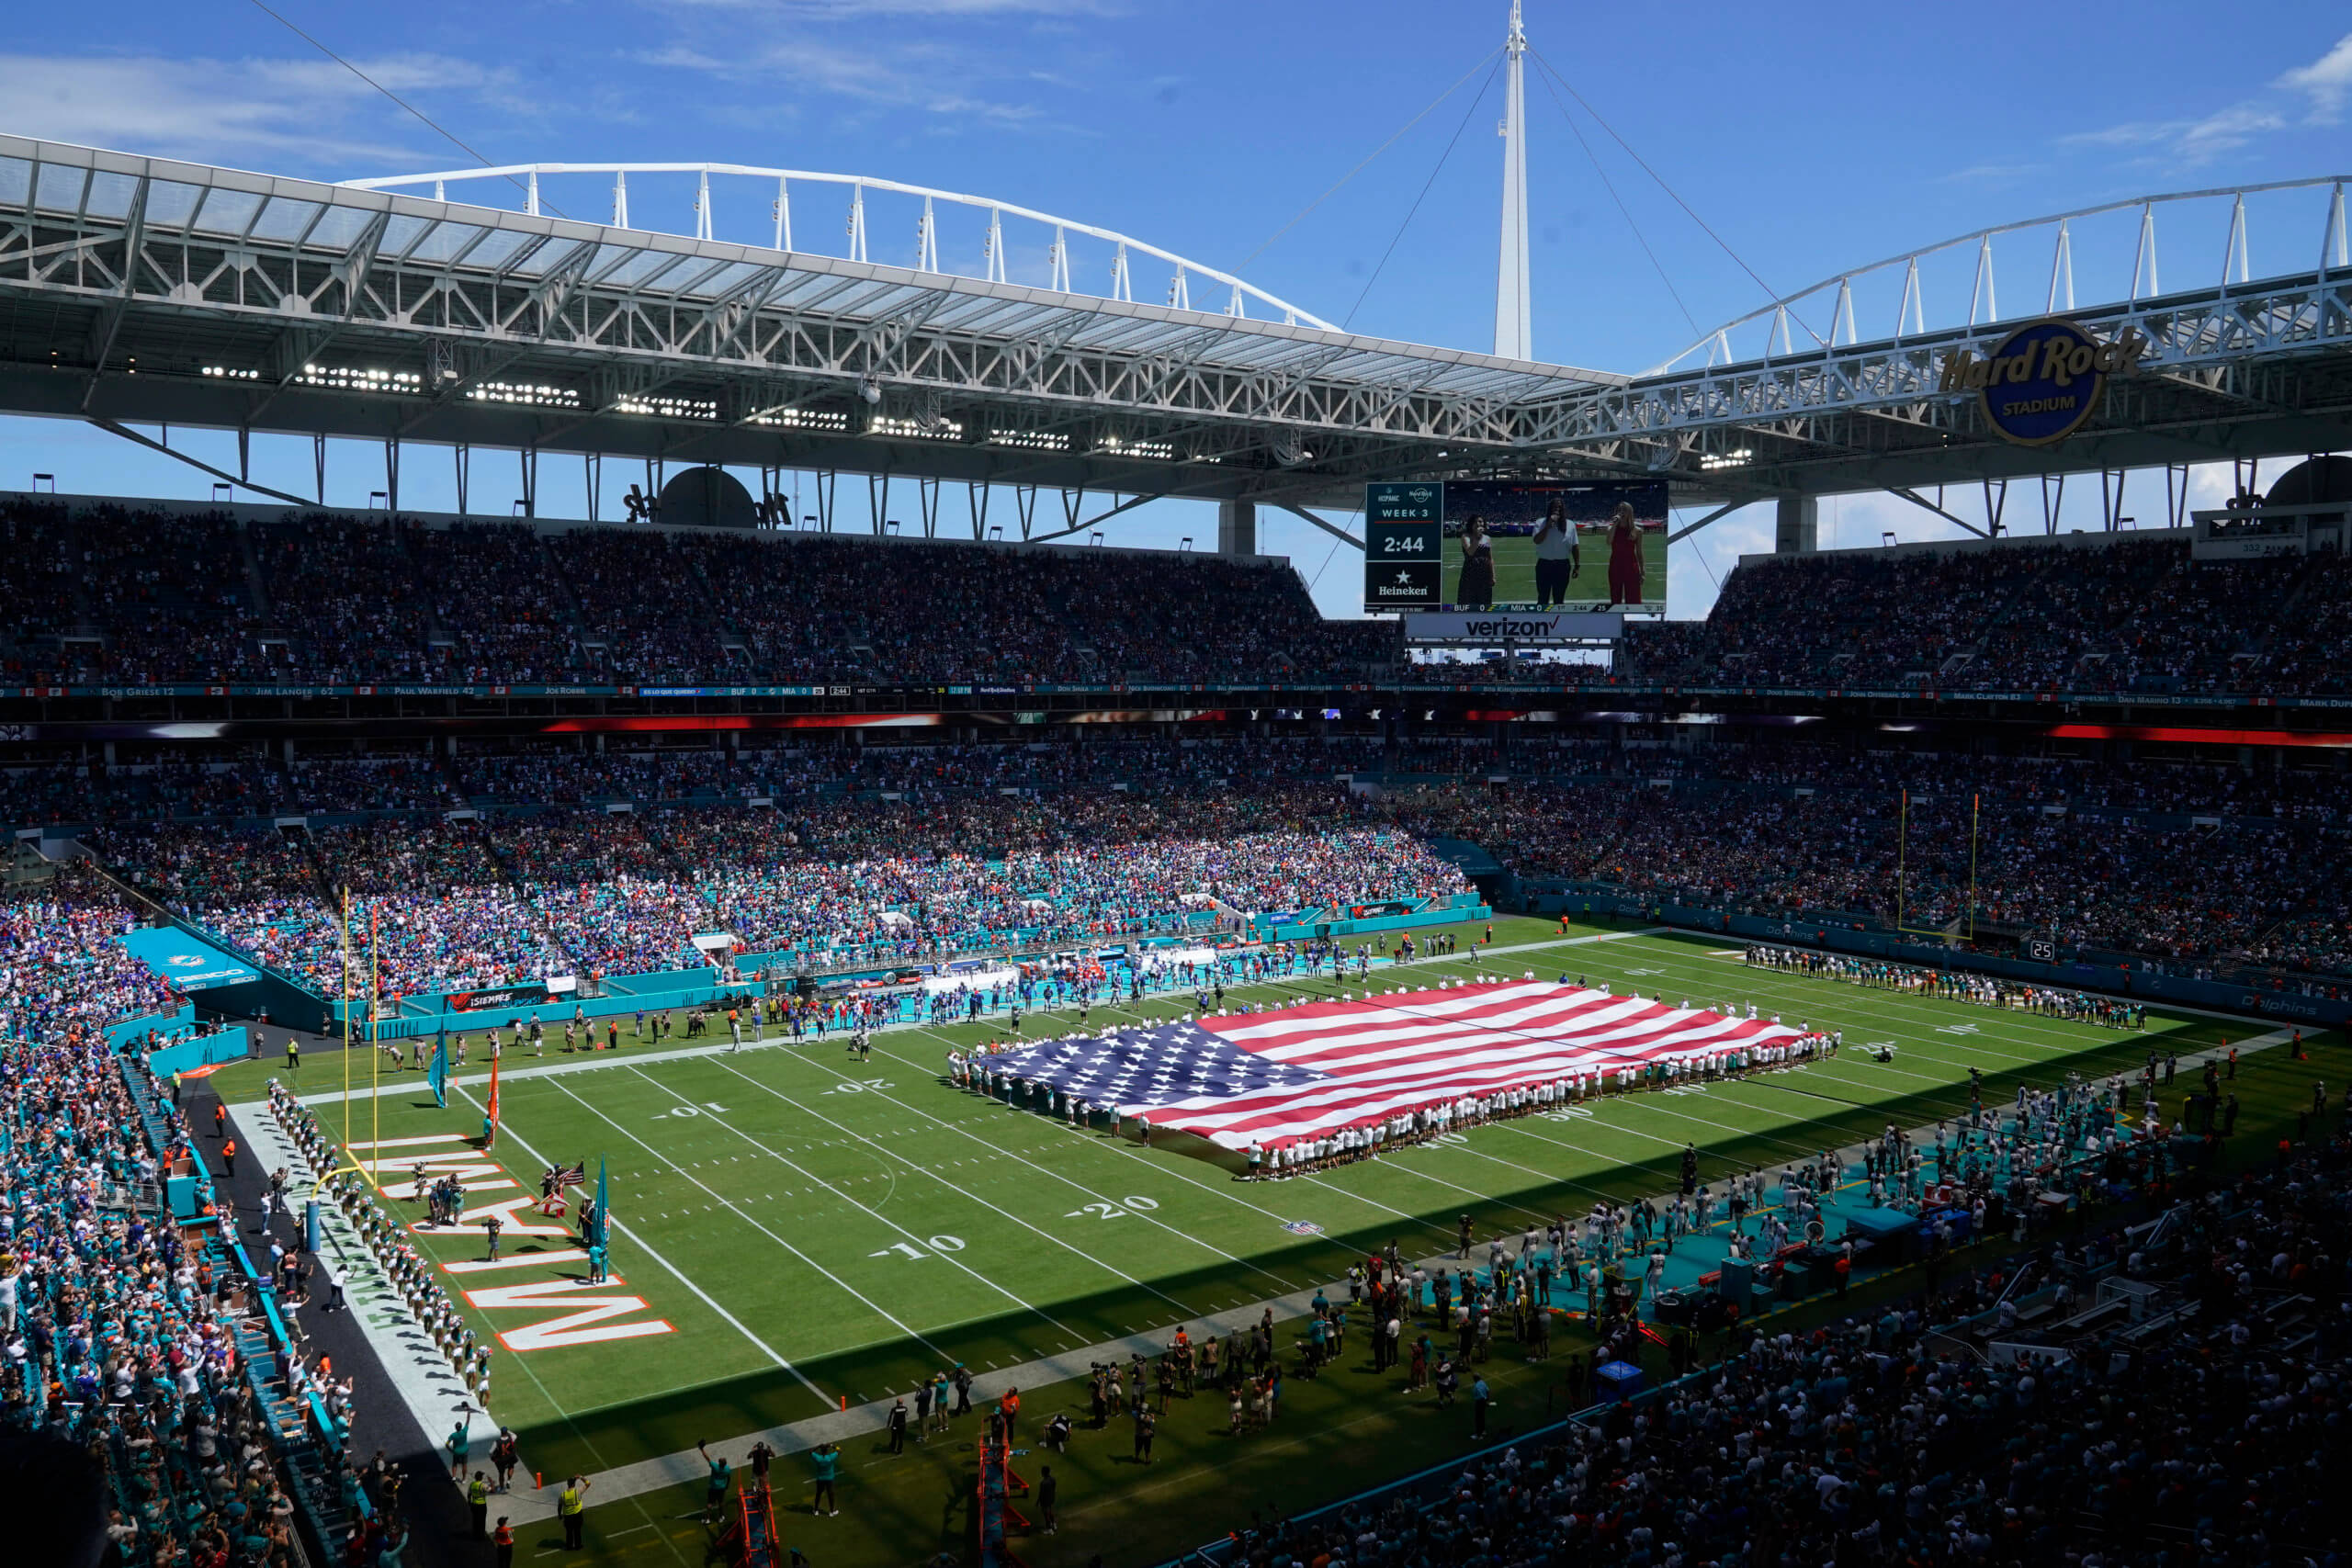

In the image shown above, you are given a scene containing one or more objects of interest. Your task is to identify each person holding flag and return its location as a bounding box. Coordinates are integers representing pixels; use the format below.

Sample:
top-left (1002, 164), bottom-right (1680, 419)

top-left (537, 1162), bottom-right (586, 1218)
top-left (481, 1054), bottom-right (501, 1148)
top-left (594, 1156), bottom-right (608, 1244)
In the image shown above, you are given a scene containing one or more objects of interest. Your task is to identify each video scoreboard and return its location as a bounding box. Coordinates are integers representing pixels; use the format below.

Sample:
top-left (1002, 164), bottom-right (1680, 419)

top-left (1362, 478), bottom-right (1669, 617)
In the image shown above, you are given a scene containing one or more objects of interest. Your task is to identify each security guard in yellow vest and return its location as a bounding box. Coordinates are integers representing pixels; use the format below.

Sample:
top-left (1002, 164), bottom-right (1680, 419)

top-left (468, 1471), bottom-right (491, 1538)
top-left (559, 1475), bottom-right (592, 1550)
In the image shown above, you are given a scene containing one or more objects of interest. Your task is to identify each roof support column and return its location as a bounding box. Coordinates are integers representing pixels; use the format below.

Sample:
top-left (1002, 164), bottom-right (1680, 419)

top-left (1218, 498), bottom-right (1258, 558)
top-left (1773, 496), bottom-right (1816, 555)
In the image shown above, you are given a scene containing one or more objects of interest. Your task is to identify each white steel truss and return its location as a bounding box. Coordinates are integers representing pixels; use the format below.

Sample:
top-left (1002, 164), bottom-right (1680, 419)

top-left (0, 137), bottom-right (1621, 503)
top-left (0, 138), bottom-right (2345, 508)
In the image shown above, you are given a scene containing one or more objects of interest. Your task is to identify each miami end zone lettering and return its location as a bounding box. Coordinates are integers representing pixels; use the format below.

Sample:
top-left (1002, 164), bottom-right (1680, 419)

top-left (353, 1133), bottom-right (678, 1352)
top-left (461, 1278), bottom-right (676, 1351)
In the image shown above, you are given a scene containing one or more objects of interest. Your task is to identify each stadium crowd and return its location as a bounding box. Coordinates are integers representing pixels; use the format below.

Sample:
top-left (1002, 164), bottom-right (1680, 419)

top-left (1380, 741), bottom-right (2352, 980)
top-left (0, 498), bottom-right (1396, 688)
top-left (1195, 1133), bottom-right (2350, 1568)
top-left (0, 1036), bottom-right (364, 1568)
top-left (66, 783), bottom-right (1464, 996)
top-left (8, 492), bottom-right (2352, 694)
top-left (4, 729), bottom-right (2348, 998)
top-left (1612, 535), bottom-right (2352, 696)
top-left (0, 862), bottom-right (180, 1041)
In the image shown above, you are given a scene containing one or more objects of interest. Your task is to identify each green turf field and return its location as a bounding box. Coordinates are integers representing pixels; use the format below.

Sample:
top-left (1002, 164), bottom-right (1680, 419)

top-left (218, 915), bottom-right (2343, 1566)
top-left (1453, 533), bottom-right (1668, 613)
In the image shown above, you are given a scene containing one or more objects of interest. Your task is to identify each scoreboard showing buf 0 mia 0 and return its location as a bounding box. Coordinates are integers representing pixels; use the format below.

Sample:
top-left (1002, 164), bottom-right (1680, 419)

top-left (1363, 479), bottom-right (1669, 615)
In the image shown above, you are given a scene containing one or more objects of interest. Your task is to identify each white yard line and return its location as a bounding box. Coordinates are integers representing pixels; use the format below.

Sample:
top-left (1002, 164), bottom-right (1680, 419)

top-left (536, 1076), bottom-right (951, 1359)
top-left (700, 1055), bottom-right (1208, 1320)
top-left (823, 1028), bottom-right (1325, 1295)
top-left (618, 1061), bottom-right (1081, 1341)
top-left (447, 1082), bottom-right (830, 1404)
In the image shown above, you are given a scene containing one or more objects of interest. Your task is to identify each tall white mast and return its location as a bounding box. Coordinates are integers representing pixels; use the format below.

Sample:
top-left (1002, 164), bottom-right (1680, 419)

top-left (1494, 0), bottom-right (1532, 359)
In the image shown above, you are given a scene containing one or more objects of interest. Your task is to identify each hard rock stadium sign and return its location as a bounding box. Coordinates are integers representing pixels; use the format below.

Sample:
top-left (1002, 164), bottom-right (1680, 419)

top-left (1939, 319), bottom-right (2151, 446)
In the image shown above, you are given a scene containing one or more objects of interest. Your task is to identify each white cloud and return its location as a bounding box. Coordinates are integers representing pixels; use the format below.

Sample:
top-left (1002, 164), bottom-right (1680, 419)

top-left (638, 30), bottom-right (1053, 126)
top-left (2064, 31), bottom-right (2352, 165)
top-left (632, 0), bottom-right (1111, 131)
top-left (664, 0), bottom-right (1118, 13)
top-left (0, 52), bottom-right (523, 173)
top-left (2278, 32), bottom-right (2352, 121)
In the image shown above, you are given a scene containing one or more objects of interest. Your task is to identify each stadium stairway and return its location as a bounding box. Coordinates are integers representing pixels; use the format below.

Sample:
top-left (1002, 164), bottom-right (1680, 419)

top-left (220, 1272), bottom-right (354, 1541)
top-left (119, 1059), bottom-right (363, 1555)
top-left (230, 1098), bottom-right (514, 1506)
top-left (1427, 837), bottom-right (1504, 879)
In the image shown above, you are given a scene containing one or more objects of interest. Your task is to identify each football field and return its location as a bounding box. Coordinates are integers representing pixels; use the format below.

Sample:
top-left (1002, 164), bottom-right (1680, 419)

top-left (1458, 530), bottom-right (1668, 611)
top-left (220, 917), bottom-right (2326, 1565)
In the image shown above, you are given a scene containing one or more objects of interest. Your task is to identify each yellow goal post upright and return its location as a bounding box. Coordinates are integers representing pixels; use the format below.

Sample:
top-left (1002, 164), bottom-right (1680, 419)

top-left (1893, 789), bottom-right (1983, 943)
top-left (315, 886), bottom-right (371, 1198)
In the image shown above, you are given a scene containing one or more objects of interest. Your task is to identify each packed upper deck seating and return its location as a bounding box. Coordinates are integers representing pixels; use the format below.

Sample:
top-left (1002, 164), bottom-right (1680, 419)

top-left (1604, 534), bottom-right (2352, 695)
top-left (9, 492), bottom-right (2352, 694)
top-left (0, 497), bottom-right (1397, 688)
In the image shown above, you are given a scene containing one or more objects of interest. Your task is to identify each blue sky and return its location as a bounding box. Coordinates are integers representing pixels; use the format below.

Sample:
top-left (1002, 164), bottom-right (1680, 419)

top-left (2, 0), bottom-right (2347, 616)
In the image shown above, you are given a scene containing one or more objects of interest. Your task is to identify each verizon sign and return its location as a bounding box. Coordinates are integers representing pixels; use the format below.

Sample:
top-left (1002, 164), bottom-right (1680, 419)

top-left (1404, 611), bottom-right (1623, 644)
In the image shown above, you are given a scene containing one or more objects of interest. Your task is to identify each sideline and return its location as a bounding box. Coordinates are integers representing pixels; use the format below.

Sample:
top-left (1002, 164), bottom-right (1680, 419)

top-left (276, 926), bottom-right (1669, 1109)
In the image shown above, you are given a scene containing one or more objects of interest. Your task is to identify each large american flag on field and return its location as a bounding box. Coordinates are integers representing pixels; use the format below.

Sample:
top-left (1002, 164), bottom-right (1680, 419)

top-left (992, 980), bottom-right (1804, 1150)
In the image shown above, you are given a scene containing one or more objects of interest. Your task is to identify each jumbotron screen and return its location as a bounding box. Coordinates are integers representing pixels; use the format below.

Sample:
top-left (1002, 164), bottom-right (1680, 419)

top-left (1363, 479), bottom-right (1668, 615)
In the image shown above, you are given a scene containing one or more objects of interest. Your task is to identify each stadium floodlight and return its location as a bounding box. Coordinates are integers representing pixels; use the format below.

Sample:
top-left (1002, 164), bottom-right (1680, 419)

top-left (860, 379), bottom-right (883, 406)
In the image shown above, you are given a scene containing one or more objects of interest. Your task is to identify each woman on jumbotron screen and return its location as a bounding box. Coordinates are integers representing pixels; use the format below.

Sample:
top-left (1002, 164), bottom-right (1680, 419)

top-left (1605, 501), bottom-right (1644, 608)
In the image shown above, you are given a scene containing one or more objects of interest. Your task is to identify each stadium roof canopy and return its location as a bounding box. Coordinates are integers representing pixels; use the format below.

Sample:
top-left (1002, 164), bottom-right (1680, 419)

top-left (0, 136), bottom-right (1626, 513)
top-left (0, 135), bottom-right (2346, 524)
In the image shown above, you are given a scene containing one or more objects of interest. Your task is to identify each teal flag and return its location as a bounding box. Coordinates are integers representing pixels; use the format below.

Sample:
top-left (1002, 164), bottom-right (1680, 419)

top-left (594, 1156), bottom-right (609, 1249)
top-left (427, 1033), bottom-right (448, 1109)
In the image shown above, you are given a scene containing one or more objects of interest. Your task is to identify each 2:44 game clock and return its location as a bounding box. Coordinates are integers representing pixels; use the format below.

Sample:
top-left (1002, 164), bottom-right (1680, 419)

top-left (1363, 482), bottom-right (1442, 610)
